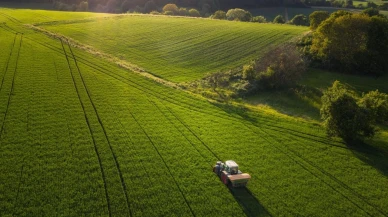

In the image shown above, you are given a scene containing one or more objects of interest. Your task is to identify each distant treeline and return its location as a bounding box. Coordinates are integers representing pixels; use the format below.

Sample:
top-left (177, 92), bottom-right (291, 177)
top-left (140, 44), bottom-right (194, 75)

top-left (0, 0), bottom-right (308, 11)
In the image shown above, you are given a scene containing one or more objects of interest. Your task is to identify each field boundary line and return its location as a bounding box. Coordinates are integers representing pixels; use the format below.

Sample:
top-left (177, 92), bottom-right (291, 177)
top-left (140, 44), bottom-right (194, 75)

top-left (0, 33), bottom-right (22, 139)
top-left (67, 41), bottom-right (132, 217)
top-left (127, 109), bottom-right (196, 217)
top-left (60, 38), bottom-right (112, 217)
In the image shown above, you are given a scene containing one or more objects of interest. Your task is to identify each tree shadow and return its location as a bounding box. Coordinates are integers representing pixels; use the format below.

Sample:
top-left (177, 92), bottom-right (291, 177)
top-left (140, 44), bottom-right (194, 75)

top-left (244, 86), bottom-right (322, 121)
top-left (229, 187), bottom-right (272, 217)
top-left (345, 139), bottom-right (388, 177)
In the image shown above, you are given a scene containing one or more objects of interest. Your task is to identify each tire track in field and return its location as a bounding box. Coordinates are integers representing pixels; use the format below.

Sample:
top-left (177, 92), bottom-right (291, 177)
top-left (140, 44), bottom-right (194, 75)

top-left (245, 123), bottom-right (385, 217)
top-left (0, 12), bottom-right (22, 24)
top-left (60, 39), bottom-right (112, 217)
top-left (0, 33), bottom-right (22, 139)
top-left (155, 101), bottom-right (276, 217)
top-left (66, 41), bottom-right (132, 217)
top-left (127, 108), bottom-right (196, 217)
top-left (273, 128), bottom-right (388, 216)
top-left (34, 34), bottom-right (383, 216)
top-left (0, 33), bottom-right (18, 92)
top-left (24, 34), bottom-right (345, 154)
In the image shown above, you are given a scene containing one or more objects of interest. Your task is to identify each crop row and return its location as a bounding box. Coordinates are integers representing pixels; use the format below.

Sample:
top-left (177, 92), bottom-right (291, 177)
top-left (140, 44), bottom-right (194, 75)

top-left (42, 15), bottom-right (307, 82)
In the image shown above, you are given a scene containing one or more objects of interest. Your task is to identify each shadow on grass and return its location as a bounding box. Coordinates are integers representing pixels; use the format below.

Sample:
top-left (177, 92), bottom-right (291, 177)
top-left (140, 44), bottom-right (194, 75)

top-left (346, 139), bottom-right (388, 177)
top-left (229, 187), bottom-right (272, 217)
top-left (244, 86), bottom-right (322, 121)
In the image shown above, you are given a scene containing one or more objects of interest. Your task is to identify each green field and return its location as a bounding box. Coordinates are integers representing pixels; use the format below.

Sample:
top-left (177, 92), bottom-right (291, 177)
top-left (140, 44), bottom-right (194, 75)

top-left (37, 14), bottom-right (307, 82)
top-left (0, 8), bottom-right (387, 217)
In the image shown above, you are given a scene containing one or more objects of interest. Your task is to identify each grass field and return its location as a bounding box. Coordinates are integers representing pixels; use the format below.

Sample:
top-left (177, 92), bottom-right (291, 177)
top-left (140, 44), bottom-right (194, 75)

top-left (0, 7), bottom-right (387, 217)
top-left (37, 15), bottom-right (307, 82)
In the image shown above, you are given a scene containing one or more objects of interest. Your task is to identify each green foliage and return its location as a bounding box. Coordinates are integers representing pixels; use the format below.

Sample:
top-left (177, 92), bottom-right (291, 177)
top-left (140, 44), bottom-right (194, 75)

top-left (164, 10), bottom-right (174, 15)
top-left (226, 8), bottom-right (252, 22)
top-left (252, 15), bottom-right (267, 23)
top-left (359, 90), bottom-right (388, 124)
top-left (144, 0), bottom-right (157, 13)
top-left (179, 7), bottom-right (189, 16)
top-left (254, 44), bottom-right (307, 90)
top-left (211, 10), bottom-right (226, 20)
top-left (321, 81), bottom-right (376, 141)
top-left (163, 3), bottom-right (178, 14)
top-left (290, 14), bottom-right (309, 26)
top-left (310, 11), bottom-right (388, 75)
top-left (309, 10), bottom-right (329, 30)
top-left (242, 64), bottom-right (255, 80)
top-left (273, 15), bottom-right (285, 23)
top-left (361, 7), bottom-right (380, 16)
top-left (189, 8), bottom-right (201, 17)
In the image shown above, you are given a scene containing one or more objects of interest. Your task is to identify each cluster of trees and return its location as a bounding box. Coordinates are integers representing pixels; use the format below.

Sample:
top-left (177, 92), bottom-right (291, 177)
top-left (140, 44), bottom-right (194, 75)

top-left (300, 9), bottom-right (388, 76)
top-left (211, 8), bottom-right (309, 26)
top-left (202, 43), bottom-right (308, 99)
top-left (321, 81), bottom-right (388, 141)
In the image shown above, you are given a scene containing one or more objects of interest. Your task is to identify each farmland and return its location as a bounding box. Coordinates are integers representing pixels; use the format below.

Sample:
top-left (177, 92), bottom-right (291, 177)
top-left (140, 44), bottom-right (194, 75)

top-left (0, 7), bottom-right (388, 217)
top-left (40, 15), bottom-right (307, 82)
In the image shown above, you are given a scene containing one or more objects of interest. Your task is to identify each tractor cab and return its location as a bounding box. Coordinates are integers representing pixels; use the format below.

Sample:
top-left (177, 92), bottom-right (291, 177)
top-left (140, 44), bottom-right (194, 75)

top-left (224, 160), bottom-right (240, 175)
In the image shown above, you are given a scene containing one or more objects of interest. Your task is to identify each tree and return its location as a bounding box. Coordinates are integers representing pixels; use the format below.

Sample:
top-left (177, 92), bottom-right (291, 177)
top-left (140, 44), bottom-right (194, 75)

top-left (144, 0), bottom-right (157, 13)
top-left (226, 8), bottom-right (252, 22)
top-left (163, 3), bottom-right (178, 14)
top-left (321, 81), bottom-right (375, 141)
top-left (310, 12), bottom-right (370, 72)
top-left (362, 8), bottom-right (380, 17)
top-left (358, 90), bottom-right (388, 124)
top-left (290, 14), bottom-right (308, 26)
top-left (212, 10), bottom-right (226, 19)
top-left (252, 16), bottom-right (267, 23)
top-left (189, 8), bottom-right (201, 17)
top-left (121, 0), bottom-right (131, 12)
top-left (309, 11), bottom-right (329, 30)
top-left (273, 15), bottom-right (285, 24)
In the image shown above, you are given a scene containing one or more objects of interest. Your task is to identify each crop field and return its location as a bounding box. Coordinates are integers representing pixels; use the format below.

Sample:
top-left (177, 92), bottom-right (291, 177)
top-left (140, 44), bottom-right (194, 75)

top-left (39, 15), bottom-right (307, 82)
top-left (0, 8), bottom-right (387, 217)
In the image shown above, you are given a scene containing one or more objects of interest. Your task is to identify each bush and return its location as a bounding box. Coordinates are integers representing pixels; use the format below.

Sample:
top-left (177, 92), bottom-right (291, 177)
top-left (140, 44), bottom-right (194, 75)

top-left (321, 81), bottom-right (376, 141)
top-left (179, 8), bottom-right (189, 16)
top-left (254, 44), bottom-right (307, 90)
top-left (150, 10), bottom-right (161, 15)
top-left (309, 11), bottom-right (330, 30)
top-left (273, 15), bottom-right (285, 24)
top-left (212, 10), bottom-right (226, 20)
top-left (358, 90), bottom-right (388, 124)
top-left (290, 14), bottom-right (308, 26)
top-left (252, 16), bottom-right (267, 23)
top-left (189, 9), bottom-right (201, 17)
top-left (164, 10), bottom-right (174, 16)
top-left (226, 8), bottom-right (252, 22)
top-left (163, 3), bottom-right (178, 15)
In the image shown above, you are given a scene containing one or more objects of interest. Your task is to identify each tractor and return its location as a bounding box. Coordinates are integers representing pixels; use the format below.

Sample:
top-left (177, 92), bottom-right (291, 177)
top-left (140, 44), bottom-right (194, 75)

top-left (213, 160), bottom-right (251, 187)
